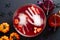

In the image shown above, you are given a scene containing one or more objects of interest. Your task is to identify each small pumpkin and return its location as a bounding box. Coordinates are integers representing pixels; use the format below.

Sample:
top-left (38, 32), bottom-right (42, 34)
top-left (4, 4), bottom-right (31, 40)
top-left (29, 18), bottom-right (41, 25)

top-left (10, 32), bottom-right (20, 40)
top-left (0, 22), bottom-right (9, 33)
top-left (1, 35), bottom-right (9, 40)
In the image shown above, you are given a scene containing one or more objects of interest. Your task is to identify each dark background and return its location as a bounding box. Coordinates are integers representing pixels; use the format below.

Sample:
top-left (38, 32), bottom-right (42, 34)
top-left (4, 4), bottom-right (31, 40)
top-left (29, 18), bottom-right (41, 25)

top-left (0, 0), bottom-right (60, 40)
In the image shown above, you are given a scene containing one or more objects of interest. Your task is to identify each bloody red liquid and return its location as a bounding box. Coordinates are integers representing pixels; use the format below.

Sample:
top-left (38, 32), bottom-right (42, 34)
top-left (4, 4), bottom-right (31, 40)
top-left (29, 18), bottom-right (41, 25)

top-left (13, 4), bottom-right (46, 37)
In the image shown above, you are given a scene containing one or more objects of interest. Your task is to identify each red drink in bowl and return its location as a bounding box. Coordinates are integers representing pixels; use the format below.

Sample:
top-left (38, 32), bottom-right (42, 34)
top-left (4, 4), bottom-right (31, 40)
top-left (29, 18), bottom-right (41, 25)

top-left (13, 4), bottom-right (46, 37)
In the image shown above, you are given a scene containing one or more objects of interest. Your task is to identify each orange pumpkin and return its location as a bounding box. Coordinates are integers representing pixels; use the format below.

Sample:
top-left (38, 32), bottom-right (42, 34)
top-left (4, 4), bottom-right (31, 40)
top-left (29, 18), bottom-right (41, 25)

top-left (1, 35), bottom-right (9, 40)
top-left (0, 22), bottom-right (9, 33)
top-left (10, 32), bottom-right (20, 40)
top-left (0, 38), bottom-right (2, 40)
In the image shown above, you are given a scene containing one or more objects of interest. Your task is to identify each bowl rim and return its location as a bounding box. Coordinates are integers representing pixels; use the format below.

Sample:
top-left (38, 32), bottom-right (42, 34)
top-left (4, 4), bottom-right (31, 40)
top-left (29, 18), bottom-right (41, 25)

top-left (13, 3), bottom-right (46, 37)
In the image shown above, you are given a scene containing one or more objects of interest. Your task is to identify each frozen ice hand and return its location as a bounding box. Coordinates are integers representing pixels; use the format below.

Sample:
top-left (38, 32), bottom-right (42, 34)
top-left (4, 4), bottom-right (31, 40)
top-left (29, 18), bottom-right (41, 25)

top-left (32, 15), bottom-right (43, 26)
top-left (18, 13), bottom-right (27, 26)
top-left (25, 6), bottom-right (43, 26)
top-left (18, 13), bottom-right (29, 34)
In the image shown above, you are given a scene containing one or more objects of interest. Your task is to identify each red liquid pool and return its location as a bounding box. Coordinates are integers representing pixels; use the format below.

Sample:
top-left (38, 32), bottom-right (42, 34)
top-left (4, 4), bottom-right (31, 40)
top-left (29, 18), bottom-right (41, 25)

top-left (13, 4), bottom-right (46, 37)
